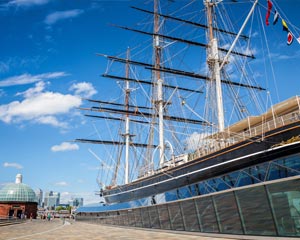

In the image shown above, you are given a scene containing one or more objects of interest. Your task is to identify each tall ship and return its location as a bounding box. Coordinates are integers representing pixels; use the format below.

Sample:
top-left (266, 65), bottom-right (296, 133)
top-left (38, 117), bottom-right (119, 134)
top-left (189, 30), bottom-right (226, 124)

top-left (75, 0), bottom-right (300, 238)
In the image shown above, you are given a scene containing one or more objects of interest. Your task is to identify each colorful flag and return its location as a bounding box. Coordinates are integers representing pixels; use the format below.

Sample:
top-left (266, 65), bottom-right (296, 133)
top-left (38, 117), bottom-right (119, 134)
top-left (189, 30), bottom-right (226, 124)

top-left (287, 32), bottom-right (293, 45)
top-left (265, 0), bottom-right (273, 26)
top-left (273, 10), bottom-right (279, 25)
top-left (282, 19), bottom-right (289, 32)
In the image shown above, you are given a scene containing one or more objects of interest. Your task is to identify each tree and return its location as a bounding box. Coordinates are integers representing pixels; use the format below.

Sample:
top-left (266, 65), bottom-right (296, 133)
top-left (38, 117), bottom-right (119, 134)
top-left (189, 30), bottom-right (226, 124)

top-left (55, 206), bottom-right (65, 212)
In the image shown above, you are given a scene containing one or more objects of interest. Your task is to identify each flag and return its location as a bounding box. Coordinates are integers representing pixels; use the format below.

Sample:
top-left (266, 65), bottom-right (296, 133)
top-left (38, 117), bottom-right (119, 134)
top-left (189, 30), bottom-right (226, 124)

top-left (265, 0), bottom-right (273, 26)
top-left (282, 19), bottom-right (289, 32)
top-left (287, 32), bottom-right (293, 45)
top-left (273, 10), bottom-right (279, 25)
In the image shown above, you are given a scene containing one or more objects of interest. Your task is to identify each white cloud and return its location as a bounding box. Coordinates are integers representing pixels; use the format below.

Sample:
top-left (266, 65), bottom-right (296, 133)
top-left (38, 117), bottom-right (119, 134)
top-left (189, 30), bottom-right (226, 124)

top-left (268, 50), bottom-right (300, 61)
top-left (77, 179), bottom-right (84, 183)
top-left (6, 0), bottom-right (49, 7)
top-left (59, 192), bottom-right (73, 204)
top-left (61, 191), bottom-right (70, 196)
top-left (0, 81), bottom-right (82, 127)
top-left (55, 181), bottom-right (68, 186)
top-left (0, 91), bottom-right (81, 124)
top-left (70, 82), bottom-right (97, 98)
top-left (16, 81), bottom-right (46, 98)
top-left (87, 165), bottom-right (112, 171)
top-left (45, 9), bottom-right (84, 25)
top-left (73, 192), bottom-right (102, 205)
top-left (51, 142), bottom-right (79, 152)
top-left (81, 192), bottom-right (103, 205)
top-left (35, 116), bottom-right (68, 128)
top-left (58, 191), bottom-right (101, 205)
top-left (0, 72), bottom-right (68, 87)
top-left (3, 162), bottom-right (23, 169)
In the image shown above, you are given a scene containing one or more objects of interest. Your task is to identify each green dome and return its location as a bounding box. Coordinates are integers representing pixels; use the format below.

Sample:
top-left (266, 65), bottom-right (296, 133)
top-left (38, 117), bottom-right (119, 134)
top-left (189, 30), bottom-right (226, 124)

top-left (0, 175), bottom-right (37, 203)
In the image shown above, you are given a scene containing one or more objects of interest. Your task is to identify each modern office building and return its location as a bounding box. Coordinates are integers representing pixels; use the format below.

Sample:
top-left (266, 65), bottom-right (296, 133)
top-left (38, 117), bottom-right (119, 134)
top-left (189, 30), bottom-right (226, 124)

top-left (44, 191), bottom-right (60, 210)
top-left (69, 198), bottom-right (83, 207)
top-left (35, 188), bottom-right (43, 207)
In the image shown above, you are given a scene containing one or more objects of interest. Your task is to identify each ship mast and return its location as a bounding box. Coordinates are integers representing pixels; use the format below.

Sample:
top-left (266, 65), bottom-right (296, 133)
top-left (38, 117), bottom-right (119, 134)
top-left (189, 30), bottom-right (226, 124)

top-left (205, 0), bottom-right (259, 132)
top-left (206, 0), bottom-right (224, 132)
top-left (154, 0), bottom-right (165, 167)
top-left (124, 48), bottom-right (130, 184)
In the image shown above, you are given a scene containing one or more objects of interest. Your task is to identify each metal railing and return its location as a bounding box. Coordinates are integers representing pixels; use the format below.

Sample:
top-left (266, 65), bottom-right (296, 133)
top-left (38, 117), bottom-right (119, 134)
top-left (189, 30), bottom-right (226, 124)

top-left (187, 110), bottom-right (300, 162)
top-left (138, 110), bottom-right (300, 177)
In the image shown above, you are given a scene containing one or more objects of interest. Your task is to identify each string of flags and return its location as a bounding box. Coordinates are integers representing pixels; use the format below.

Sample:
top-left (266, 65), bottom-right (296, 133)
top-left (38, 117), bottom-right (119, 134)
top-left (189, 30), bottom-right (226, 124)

top-left (265, 0), bottom-right (299, 45)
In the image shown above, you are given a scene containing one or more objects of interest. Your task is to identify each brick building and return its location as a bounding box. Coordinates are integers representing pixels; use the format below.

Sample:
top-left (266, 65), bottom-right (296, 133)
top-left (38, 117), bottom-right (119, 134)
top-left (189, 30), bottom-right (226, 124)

top-left (0, 174), bottom-right (37, 219)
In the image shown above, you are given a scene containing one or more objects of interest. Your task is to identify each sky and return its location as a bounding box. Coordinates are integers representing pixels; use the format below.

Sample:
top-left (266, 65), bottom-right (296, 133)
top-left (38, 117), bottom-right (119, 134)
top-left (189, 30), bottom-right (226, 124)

top-left (0, 0), bottom-right (300, 205)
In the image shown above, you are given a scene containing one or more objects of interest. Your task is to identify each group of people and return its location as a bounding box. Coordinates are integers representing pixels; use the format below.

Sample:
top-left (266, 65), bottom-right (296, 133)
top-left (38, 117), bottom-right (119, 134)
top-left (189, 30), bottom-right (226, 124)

top-left (12, 212), bottom-right (33, 220)
top-left (40, 212), bottom-right (52, 221)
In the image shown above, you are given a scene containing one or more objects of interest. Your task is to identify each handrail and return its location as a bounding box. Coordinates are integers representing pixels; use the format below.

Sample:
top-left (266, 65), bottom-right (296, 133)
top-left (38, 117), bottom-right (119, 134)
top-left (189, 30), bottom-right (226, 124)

top-left (188, 110), bottom-right (300, 162)
top-left (138, 109), bottom-right (300, 177)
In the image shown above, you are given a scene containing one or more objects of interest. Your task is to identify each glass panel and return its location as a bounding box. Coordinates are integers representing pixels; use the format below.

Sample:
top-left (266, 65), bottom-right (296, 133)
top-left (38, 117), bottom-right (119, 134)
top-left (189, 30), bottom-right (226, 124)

top-left (112, 215), bottom-right (116, 225)
top-left (121, 212), bottom-right (128, 226)
top-left (149, 206), bottom-right (160, 228)
top-left (244, 163), bottom-right (268, 181)
top-left (134, 208), bottom-right (142, 227)
top-left (158, 204), bottom-right (171, 230)
top-left (211, 178), bottom-right (231, 191)
top-left (115, 213), bottom-right (121, 225)
top-left (105, 216), bottom-right (114, 224)
top-left (168, 202), bottom-right (184, 230)
top-left (180, 199), bottom-right (200, 232)
top-left (236, 185), bottom-right (276, 235)
top-left (165, 189), bottom-right (178, 202)
top-left (127, 210), bottom-right (135, 226)
top-left (125, 212), bottom-right (130, 226)
top-left (223, 171), bottom-right (239, 187)
top-left (267, 178), bottom-right (300, 237)
top-left (177, 186), bottom-right (192, 199)
top-left (236, 171), bottom-right (260, 187)
top-left (198, 182), bottom-right (209, 195)
top-left (141, 207), bottom-right (151, 228)
top-left (195, 196), bottom-right (219, 233)
top-left (267, 163), bottom-right (298, 181)
top-left (189, 184), bottom-right (201, 197)
top-left (198, 182), bottom-right (215, 195)
top-left (213, 191), bottom-right (243, 234)
top-left (276, 154), bottom-right (300, 172)
top-left (103, 214), bottom-right (108, 225)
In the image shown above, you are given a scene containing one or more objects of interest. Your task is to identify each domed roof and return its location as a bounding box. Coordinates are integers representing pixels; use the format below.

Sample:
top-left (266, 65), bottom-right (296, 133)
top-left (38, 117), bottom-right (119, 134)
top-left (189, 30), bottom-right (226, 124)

top-left (0, 174), bottom-right (37, 203)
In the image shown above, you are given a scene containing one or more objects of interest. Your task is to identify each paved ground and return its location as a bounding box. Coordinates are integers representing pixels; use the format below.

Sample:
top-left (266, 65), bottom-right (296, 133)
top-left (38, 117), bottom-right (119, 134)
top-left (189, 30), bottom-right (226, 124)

top-left (0, 219), bottom-right (296, 240)
top-left (0, 219), bottom-right (233, 240)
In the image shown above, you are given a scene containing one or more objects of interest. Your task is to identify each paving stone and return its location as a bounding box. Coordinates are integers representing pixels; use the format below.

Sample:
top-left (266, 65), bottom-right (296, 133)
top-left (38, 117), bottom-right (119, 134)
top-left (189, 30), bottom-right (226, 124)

top-left (0, 219), bottom-right (232, 240)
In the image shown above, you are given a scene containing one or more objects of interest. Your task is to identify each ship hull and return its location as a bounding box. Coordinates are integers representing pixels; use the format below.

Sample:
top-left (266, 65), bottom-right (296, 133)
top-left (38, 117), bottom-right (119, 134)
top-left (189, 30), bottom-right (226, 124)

top-left (103, 121), bottom-right (300, 204)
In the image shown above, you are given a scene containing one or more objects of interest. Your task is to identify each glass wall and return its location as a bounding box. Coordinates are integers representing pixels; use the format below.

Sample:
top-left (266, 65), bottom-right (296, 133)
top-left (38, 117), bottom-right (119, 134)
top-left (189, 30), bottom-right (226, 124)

top-left (267, 179), bottom-right (300, 236)
top-left (77, 177), bottom-right (300, 237)
top-left (76, 153), bottom-right (300, 237)
top-left (235, 186), bottom-right (276, 235)
top-left (163, 153), bottom-right (300, 202)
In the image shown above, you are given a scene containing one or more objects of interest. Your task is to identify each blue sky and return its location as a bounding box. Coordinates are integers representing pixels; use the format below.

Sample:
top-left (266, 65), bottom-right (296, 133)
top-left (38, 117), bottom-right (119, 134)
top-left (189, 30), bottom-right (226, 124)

top-left (0, 0), bottom-right (300, 205)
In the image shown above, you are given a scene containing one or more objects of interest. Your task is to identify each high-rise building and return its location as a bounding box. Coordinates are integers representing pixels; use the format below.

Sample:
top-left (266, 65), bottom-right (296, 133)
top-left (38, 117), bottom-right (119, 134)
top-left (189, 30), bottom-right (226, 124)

top-left (44, 191), bottom-right (60, 210)
top-left (68, 198), bottom-right (83, 207)
top-left (35, 188), bottom-right (43, 207)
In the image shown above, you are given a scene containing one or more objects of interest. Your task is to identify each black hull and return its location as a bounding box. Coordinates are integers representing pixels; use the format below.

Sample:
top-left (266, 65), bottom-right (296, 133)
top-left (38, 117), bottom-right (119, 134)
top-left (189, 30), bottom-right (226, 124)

top-left (103, 121), bottom-right (300, 204)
